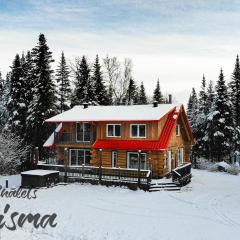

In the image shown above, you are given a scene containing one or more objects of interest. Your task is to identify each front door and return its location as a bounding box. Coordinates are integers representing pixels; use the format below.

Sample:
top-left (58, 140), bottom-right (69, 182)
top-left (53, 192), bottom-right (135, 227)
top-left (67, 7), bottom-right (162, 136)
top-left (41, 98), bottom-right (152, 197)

top-left (167, 150), bottom-right (172, 171)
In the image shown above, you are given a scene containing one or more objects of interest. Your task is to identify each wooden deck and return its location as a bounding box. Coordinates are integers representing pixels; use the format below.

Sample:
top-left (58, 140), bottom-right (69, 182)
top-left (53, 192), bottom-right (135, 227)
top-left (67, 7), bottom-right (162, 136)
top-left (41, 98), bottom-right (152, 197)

top-left (37, 163), bottom-right (152, 191)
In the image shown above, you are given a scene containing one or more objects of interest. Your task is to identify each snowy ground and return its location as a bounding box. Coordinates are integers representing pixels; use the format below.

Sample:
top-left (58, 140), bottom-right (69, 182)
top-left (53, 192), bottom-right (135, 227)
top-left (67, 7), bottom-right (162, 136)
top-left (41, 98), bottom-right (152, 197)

top-left (0, 169), bottom-right (240, 240)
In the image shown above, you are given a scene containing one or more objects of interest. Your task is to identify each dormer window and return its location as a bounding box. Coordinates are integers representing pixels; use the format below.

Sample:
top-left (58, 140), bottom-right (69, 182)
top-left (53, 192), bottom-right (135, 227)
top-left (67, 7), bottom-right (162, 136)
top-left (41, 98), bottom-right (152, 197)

top-left (107, 124), bottom-right (121, 137)
top-left (176, 124), bottom-right (181, 136)
top-left (130, 124), bottom-right (146, 138)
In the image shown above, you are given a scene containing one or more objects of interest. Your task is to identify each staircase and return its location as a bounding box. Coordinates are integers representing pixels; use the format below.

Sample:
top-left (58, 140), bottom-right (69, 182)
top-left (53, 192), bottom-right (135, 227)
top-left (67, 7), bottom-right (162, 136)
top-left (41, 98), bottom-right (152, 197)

top-left (149, 181), bottom-right (181, 192)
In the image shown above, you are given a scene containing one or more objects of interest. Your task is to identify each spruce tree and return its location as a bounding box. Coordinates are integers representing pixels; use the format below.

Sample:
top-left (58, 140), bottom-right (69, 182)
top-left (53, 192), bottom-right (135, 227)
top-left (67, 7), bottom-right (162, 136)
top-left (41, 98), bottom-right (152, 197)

top-left (138, 82), bottom-right (148, 104)
top-left (187, 88), bottom-right (198, 128)
top-left (0, 72), bottom-right (4, 124)
top-left (71, 56), bottom-right (93, 106)
top-left (230, 55), bottom-right (240, 159)
top-left (211, 69), bottom-right (234, 161)
top-left (126, 78), bottom-right (139, 105)
top-left (194, 75), bottom-right (209, 158)
top-left (92, 55), bottom-right (109, 105)
top-left (153, 79), bottom-right (163, 103)
top-left (6, 54), bottom-right (26, 138)
top-left (56, 52), bottom-right (71, 112)
top-left (204, 81), bottom-right (216, 161)
top-left (27, 33), bottom-right (56, 158)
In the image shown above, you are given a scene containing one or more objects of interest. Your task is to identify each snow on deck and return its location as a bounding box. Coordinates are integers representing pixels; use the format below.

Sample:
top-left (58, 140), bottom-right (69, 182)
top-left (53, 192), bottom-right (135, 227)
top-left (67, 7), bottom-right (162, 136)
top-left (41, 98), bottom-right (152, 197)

top-left (45, 104), bottom-right (177, 122)
top-left (21, 170), bottom-right (59, 176)
top-left (0, 169), bottom-right (240, 239)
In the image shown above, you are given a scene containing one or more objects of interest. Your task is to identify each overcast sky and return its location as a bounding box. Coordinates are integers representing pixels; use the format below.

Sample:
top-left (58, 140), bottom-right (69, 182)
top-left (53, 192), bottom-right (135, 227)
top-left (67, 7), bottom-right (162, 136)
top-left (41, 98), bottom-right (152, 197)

top-left (1, 0), bottom-right (240, 104)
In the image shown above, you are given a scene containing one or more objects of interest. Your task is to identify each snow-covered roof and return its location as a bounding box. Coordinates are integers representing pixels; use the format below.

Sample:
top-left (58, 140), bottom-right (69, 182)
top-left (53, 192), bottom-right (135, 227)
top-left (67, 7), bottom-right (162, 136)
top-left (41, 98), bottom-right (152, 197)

top-left (45, 104), bottom-right (177, 122)
top-left (21, 170), bottom-right (59, 176)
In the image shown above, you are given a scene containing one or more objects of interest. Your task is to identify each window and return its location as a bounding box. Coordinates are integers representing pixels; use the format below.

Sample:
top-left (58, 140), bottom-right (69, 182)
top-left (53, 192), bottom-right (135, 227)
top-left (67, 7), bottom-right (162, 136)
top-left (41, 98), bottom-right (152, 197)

top-left (176, 124), bottom-right (181, 136)
top-left (127, 152), bottom-right (147, 169)
top-left (70, 149), bottom-right (91, 166)
top-left (107, 124), bottom-right (121, 137)
top-left (178, 148), bottom-right (184, 166)
top-left (76, 123), bottom-right (91, 142)
top-left (130, 124), bottom-right (146, 138)
top-left (112, 151), bottom-right (118, 168)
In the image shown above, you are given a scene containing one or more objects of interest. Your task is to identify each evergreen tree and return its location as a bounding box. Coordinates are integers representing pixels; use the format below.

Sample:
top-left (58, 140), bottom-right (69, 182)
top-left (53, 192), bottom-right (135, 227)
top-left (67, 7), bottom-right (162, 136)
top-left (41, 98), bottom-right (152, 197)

top-left (126, 78), bottom-right (139, 105)
top-left (229, 55), bottom-right (240, 159)
top-left (211, 69), bottom-right (234, 161)
top-left (56, 52), bottom-right (71, 112)
top-left (198, 75), bottom-right (208, 114)
top-left (138, 82), bottom-right (148, 104)
top-left (27, 33), bottom-right (56, 158)
top-left (153, 79), bottom-right (163, 103)
top-left (0, 72), bottom-right (4, 125)
top-left (204, 81), bottom-right (216, 161)
top-left (193, 75), bottom-right (209, 158)
top-left (0, 73), bottom-right (11, 125)
top-left (71, 56), bottom-right (93, 106)
top-left (187, 88), bottom-right (198, 128)
top-left (6, 54), bottom-right (26, 138)
top-left (206, 80), bottom-right (215, 112)
top-left (92, 55), bottom-right (109, 105)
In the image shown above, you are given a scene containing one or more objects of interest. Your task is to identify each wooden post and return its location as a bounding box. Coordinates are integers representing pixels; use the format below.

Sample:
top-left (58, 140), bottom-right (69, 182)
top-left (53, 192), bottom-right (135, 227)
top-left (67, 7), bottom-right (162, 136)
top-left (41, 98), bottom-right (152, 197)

top-left (82, 164), bottom-right (85, 178)
top-left (99, 149), bottom-right (102, 181)
top-left (5, 180), bottom-right (8, 188)
top-left (64, 148), bottom-right (68, 182)
top-left (34, 147), bottom-right (39, 168)
top-left (118, 167), bottom-right (121, 180)
top-left (138, 150), bottom-right (141, 186)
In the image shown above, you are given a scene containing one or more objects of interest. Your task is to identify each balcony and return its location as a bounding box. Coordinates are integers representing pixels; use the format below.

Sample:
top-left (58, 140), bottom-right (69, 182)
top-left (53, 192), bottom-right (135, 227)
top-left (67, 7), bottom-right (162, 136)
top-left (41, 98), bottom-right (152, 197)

top-left (54, 131), bottom-right (96, 145)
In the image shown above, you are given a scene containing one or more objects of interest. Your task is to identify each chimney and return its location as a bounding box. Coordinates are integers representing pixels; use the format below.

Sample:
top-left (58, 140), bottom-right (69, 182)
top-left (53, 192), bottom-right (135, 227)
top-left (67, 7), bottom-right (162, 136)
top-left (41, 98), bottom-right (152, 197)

top-left (153, 101), bottom-right (158, 108)
top-left (83, 102), bottom-right (88, 109)
top-left (168, 94), bottom-right (172, 104)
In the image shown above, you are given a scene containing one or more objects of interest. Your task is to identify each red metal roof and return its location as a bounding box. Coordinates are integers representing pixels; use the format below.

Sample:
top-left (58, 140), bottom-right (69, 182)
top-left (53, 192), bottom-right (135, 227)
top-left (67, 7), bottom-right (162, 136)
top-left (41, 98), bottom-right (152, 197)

top-left (92, 106), bottom-right (189, 151)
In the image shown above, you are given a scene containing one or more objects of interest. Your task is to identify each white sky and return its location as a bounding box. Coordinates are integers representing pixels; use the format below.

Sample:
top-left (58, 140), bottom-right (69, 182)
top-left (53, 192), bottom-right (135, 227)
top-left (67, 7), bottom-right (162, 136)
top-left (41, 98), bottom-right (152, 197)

top-left (0, 0), bottom-right (240, 104)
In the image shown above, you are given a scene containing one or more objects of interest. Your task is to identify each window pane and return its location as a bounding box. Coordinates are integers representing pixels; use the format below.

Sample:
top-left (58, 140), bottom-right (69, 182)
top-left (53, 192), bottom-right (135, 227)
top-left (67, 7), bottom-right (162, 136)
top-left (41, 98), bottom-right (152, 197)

top-left (115, 125), bottom-right (121, 136)
top-left (84, 123), bottom-right (91, 141)
top-left (139, 125), bottom-right (146, 137)
top-left (131, 125), bottom-right (138, 137)
top-left (112, 151), bottom-right (117, 167)
top-left (70, 150), bottom-right (77, 165)
top-left (77, 150), bottom-right (84, 165)
top-left (128, 153), bottom-right (139, 169)
top-left (108, 125), bottom-right (114, 136)
top-left (85, 150), bottom-right (91, 165)
top-left (76, 123), bottom-right (83, 141)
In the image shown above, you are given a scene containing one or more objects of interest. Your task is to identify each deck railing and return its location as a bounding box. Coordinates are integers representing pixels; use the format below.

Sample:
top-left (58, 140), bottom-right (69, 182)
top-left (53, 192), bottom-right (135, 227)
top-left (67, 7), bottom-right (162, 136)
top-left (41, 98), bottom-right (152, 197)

top-left (54, 132), bottom-right (96, 145)
top-left (37, 163), bottom-right (152, 189)
top-left (172, 163), bottom-right (192, 186)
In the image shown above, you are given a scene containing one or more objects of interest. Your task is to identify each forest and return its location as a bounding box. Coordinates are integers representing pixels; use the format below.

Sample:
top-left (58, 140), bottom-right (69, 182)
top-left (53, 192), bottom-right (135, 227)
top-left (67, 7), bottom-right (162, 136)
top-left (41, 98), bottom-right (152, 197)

top-left (0, 33), bottom-right (168, 172)
top-left (187, 58), bottom-right (240, 166)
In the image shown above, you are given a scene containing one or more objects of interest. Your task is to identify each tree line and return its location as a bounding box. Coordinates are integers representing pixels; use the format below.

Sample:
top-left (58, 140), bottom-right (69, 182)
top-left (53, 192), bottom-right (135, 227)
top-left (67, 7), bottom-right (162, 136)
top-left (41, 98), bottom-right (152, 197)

top-left (0, 33), bottom-right (169, 162)
top-left (187, 56), bottom-right (240, 164)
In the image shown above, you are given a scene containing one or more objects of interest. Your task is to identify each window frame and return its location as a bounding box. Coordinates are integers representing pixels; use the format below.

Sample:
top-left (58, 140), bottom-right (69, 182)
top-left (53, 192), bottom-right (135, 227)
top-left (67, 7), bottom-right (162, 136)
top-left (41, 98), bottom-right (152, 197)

top-left (111, 151), bottom-right (118, 168)
top-left (106, 124), bottom-right (121, 137)
top-left (76, 122), bottom-right (91, 142)
top-left (176, 124), bottom-right (181, 136)
top-left (127, 152), bottom-right (147, 169)
top-left (178, 148), bottom-right (184, 166)
top-left (130, 124), bottom-right (146, 138)
top-left (69, 149), bottom-right (91, 166)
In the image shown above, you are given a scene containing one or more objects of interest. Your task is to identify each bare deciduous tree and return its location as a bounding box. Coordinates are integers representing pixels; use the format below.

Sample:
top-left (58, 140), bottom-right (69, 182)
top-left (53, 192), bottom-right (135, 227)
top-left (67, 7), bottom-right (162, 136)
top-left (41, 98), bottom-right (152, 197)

top-left (103, 55), bottom-right (133, 104)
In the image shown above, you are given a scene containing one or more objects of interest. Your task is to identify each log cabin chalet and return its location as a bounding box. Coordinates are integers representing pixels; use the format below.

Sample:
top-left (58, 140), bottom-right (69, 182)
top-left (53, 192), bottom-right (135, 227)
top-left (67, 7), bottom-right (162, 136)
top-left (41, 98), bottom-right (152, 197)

top-left (44, 102), bottom-right (194, 178)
